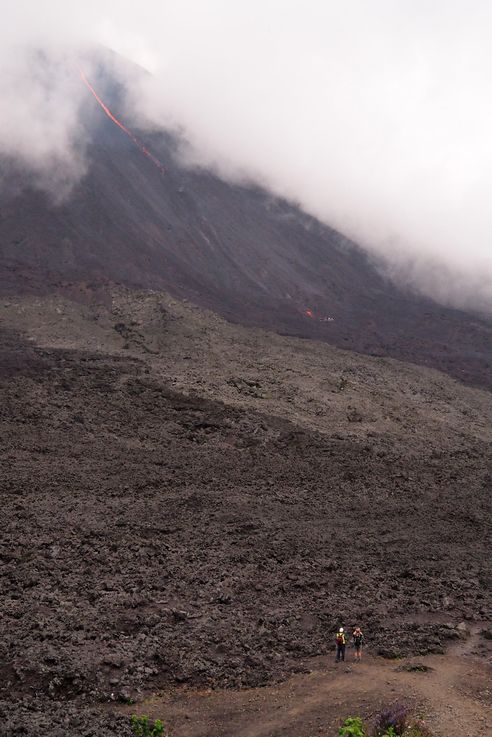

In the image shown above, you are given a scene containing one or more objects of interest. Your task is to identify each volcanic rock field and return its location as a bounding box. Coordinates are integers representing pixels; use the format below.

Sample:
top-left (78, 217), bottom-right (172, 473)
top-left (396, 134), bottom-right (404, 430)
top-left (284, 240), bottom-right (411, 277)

top-left (1, 289), bottom-right (491, 734)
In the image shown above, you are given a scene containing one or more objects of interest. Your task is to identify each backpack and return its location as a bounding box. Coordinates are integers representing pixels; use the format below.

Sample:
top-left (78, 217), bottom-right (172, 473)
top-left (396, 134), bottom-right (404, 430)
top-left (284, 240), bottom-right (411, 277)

top-left (336, 632), bottom-right (345, 645)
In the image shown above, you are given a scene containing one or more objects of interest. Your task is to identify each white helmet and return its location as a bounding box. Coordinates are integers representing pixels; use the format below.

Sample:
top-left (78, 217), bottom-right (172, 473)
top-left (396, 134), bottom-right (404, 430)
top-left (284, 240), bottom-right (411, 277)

top-left (339, 627), bottom-right (344, 633)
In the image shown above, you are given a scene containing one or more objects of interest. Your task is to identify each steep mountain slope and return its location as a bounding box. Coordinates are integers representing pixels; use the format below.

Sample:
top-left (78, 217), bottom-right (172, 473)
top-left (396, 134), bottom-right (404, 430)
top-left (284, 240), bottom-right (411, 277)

top-left (1, 63), bottom-right (491, 390)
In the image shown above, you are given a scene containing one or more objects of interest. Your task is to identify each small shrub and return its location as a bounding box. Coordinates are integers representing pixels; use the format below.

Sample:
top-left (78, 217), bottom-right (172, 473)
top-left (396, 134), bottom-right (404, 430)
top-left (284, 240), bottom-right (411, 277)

top-left (339, 716), bottom-right (366, 737)
top-left (130, 714), bottom-right (166, 737)
top-left (340, 708), bottom-right (434, 737)
top-left (373, 704), bottom-right (408, 736)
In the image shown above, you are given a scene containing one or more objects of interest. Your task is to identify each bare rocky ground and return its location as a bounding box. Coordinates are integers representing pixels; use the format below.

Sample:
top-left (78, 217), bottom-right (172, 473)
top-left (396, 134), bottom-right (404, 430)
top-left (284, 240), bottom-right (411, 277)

top-left (1, 287), bottom-right (491, 735)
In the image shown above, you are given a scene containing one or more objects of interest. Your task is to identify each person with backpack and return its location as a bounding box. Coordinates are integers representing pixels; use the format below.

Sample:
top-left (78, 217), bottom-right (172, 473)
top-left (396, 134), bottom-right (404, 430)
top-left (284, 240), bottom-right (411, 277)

top-left (352, 626), bottom-right (364, 661)
top-left (335, 627), bottom-right (347, 662)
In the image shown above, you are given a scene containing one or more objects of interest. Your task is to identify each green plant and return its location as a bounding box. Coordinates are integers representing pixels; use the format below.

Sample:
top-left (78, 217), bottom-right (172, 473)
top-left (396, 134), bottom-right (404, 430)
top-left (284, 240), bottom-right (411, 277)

top-left (339, 717), bottom-right (396, 737)
top-left (339, 716), bottom-right (366, 737)
top-left (130, 714), bottom-right (166, 737)
top-left (339, 711), bottom-right (434, 737)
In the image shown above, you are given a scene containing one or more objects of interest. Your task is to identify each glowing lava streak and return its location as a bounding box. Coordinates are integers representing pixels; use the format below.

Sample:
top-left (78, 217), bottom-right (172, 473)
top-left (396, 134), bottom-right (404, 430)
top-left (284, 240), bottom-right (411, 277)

top-left (304, 307), bottom-right (335, 322)
top-left (79, 68), bottom-right (166, 174)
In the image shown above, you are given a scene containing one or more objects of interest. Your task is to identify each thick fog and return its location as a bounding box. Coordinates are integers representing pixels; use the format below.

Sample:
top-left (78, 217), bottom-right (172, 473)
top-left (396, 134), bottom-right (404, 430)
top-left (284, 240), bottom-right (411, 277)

top-left (1, 2), bottom-right (492, 311)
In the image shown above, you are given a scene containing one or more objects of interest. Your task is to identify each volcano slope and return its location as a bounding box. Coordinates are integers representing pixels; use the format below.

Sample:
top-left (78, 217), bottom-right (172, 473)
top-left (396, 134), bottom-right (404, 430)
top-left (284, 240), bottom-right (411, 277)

top-left (1, 60), bottom-right (492, 392)
top-left (0, 288), bottom-right (491, 734)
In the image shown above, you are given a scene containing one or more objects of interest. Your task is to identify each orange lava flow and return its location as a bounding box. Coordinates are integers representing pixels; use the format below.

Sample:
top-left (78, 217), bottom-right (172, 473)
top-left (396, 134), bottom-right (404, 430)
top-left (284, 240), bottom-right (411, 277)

top-left (79, 67), bottom-right (165, 173)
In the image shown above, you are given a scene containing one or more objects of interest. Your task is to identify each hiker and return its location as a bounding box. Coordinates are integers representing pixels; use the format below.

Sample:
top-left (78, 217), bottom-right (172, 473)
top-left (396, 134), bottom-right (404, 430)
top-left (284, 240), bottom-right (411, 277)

top-left (335, 627), bottom-right (347, 662)
top-left (353, 626), bottom-right (364, 661)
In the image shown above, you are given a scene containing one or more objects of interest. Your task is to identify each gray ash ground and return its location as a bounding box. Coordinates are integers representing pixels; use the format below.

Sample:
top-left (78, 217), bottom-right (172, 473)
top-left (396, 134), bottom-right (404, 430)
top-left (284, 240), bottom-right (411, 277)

top-left (1, 320), bottom-right (491, 734)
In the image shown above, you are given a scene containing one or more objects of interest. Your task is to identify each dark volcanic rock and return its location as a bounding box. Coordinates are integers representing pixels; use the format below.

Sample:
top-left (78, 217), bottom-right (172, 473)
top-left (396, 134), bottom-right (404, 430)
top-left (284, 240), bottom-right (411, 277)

top-left (0, 699), bottom-right (132, 737)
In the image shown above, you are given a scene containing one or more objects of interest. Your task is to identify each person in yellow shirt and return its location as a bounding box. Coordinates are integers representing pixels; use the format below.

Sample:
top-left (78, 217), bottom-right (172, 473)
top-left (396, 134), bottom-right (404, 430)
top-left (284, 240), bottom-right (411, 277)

top-left (335, 627), bottom-right (346, 662)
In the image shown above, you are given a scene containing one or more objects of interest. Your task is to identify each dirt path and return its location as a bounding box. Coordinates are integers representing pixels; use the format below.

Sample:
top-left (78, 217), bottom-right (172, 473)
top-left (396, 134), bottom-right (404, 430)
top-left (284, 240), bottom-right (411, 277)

top-left (118, 635), bottom-right (491, 737)
top-left (411, 627), bottom-right (491, 737)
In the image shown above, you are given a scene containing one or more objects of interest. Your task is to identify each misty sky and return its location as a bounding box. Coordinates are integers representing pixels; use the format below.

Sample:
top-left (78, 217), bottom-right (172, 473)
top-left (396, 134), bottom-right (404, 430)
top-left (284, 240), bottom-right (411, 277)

top-left (1, 1), bottom-right (492, 311)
